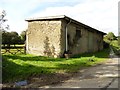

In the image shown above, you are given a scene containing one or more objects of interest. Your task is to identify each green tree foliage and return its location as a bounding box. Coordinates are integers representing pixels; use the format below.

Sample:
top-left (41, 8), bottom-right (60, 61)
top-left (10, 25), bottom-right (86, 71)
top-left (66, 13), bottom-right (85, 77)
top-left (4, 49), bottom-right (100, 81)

top-left (0, 10), bottom-right (9, 46)
top-left (1, 10), bottom-right (25, 46)
top-left (2, 31), bottom-right (21, 46)
top-left (10, 31), bottom-right (21, 45)
top-left (2, 30), bottom-right (9, 46)
top-left (20, 30), bottom-right (26, 43)
top-left (118, 36), bottom-right (120, 46)
top-left (103, 32), bottom-right (116, 44)
top-left (104, 32), bottom-right (120, 55)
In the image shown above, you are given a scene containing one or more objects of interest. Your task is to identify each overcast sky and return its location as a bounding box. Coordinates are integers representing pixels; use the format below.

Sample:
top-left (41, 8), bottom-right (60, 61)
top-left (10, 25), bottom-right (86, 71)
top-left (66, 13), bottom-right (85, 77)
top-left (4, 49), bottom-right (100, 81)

top-left (0, 0), bottom-right (119, 35)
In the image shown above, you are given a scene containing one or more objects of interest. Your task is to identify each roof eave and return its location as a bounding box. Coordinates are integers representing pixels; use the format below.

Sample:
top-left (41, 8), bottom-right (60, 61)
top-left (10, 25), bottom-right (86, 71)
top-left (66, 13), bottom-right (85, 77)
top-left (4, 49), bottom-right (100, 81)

top-left (25, 15), bottom-right (66, 21)
top-left (25, 15), bottom-right (106, 35)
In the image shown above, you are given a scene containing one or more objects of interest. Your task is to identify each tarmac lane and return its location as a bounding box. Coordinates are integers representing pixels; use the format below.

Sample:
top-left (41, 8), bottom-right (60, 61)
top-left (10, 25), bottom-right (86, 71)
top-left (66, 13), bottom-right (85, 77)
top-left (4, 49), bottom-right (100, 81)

top-left (40, 56), bottom-right (119, 89)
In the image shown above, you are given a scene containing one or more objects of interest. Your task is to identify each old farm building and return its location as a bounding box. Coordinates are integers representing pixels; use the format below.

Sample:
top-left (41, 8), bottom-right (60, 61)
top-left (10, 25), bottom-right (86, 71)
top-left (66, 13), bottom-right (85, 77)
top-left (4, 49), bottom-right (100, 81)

top-left (25, 15), bottom-right (105, 58)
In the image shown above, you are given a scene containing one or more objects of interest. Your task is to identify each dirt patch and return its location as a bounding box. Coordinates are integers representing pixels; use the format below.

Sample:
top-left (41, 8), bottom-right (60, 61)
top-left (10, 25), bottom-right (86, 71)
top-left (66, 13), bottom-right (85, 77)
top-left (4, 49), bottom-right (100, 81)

top-left (2, 72), bottom-right (74, 88)
top-left (25, 73), bottom-right (72, 88)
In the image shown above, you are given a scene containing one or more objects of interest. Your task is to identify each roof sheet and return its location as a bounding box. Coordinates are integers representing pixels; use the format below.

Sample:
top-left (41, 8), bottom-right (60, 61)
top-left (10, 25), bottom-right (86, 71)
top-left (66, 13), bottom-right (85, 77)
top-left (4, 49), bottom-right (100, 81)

top-left (25, 15), bottom-right (106, 35)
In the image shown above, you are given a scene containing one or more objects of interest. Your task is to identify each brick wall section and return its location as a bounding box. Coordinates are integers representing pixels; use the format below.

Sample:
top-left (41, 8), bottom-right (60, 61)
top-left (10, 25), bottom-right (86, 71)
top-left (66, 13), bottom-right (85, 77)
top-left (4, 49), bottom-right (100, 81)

top-left (26, 20), bottom-right (62, 57)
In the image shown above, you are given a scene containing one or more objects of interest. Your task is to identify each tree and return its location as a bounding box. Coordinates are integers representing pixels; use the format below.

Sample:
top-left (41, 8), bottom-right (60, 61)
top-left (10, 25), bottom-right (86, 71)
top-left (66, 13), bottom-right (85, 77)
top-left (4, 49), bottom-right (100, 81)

top-left (20, 30), bottom-right (26, 44)
top-left (0, 10), bottom-right (9, 31)
top-left (2, 30), bottom-right (7, 46)
top-left (2, 31), bottom-right (11, 46)
top-left (1, 10), bottom-right (9, 46)
top-left (10, 31), bottom-right (21, 45)
top-left (103, 32), bottom-right (116, 44)
top-left (2, 31), bottom-right (21, 46)
top-left (104, 32), bottom-right (120, 55)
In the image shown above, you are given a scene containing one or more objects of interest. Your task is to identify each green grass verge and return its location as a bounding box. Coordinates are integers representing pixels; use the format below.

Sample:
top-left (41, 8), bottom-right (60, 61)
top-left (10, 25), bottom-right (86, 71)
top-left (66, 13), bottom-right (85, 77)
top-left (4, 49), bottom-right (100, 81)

top-left (2, 48), bottom-right (110, 83)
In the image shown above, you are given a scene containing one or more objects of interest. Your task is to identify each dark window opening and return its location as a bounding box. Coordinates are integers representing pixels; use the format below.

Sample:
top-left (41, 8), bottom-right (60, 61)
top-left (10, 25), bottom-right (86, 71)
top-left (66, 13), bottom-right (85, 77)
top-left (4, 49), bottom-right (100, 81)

top-left (72, 29), bottom-right (82, 46)
top-left (76, 29), bottom-right (81, 38)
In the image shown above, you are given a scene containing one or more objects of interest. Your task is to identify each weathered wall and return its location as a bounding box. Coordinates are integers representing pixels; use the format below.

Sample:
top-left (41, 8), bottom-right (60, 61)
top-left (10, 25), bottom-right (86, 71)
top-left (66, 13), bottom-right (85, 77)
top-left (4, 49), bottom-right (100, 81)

top-left (26, 19), bottom-right (103, 57)
top-left (61, 19), bottom-right (103, 56)
top-left (26, 20), bottom-right (62, 57)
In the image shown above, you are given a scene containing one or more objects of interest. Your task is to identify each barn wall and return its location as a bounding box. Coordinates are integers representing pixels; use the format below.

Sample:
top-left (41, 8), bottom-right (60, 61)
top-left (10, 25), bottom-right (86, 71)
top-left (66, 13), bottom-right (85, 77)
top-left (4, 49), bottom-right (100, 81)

top-left (26, 20), bottom-right (62, 57)
top-left (61, 20), bottom-right (103, 56)
top-left (26, 19), bottom-right (103, 58)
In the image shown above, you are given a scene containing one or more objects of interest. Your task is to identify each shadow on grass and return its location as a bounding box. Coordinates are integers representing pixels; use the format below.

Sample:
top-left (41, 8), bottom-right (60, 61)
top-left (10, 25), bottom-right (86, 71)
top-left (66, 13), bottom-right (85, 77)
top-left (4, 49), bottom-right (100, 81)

top-left (3, 54), bottom-right (67, 62)
top-left (2, 48), bottom-right (110, 87)
top-left (2, 55), bottom-right (97, 83)
top-left (2, 56), bottom-right (52, 83)
top-left (55, 60), bottom-right (93, 73)
top-left (2, 57), bottom-right (74, 87)
top-left (3, 48), bottom-right (110, 62)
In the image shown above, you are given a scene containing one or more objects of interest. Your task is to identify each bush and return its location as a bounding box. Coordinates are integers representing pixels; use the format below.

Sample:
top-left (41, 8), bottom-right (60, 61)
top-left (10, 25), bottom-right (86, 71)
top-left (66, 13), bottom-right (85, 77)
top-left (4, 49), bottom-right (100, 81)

top-left (110, 40), bottom-right (120, 55)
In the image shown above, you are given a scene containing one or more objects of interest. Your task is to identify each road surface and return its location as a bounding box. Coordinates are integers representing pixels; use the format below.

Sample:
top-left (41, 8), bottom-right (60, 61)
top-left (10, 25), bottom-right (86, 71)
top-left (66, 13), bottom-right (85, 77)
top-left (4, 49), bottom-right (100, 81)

top-left (40, 56), bottom-right (119, 89)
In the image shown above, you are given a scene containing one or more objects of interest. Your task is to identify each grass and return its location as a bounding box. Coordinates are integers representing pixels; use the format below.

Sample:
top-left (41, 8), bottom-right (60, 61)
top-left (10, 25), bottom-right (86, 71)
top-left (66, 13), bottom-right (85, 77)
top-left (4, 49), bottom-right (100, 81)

top-left (1, 44), bottom-right (25, 54)
top-left (1, 49), bottom-right (25, 54)
top-left (2, 48), bottom-right (110, 83)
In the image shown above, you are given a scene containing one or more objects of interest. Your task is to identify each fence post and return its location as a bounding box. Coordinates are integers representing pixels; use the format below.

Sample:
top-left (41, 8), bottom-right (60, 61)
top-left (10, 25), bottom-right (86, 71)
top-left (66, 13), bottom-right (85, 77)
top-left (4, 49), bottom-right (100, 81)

top-left (24, 42), bottom-right (26, 54)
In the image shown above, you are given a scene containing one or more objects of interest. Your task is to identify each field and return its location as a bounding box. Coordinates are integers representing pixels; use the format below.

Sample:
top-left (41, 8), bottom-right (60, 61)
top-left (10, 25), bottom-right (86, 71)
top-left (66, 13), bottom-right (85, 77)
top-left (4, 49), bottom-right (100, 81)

top-left (2, 48), bottom-right (110, 83)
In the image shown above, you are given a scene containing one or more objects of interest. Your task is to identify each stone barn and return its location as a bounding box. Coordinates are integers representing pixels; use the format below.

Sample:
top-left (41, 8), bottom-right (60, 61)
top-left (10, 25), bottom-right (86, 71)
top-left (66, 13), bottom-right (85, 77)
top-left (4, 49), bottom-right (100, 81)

top-left (25, 15), bottom-right (106, 58)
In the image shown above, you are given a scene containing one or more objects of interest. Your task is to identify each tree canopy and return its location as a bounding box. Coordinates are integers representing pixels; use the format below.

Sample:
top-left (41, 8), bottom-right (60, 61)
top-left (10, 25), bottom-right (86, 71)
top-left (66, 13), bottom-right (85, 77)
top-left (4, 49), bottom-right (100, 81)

top-left (1, 10), bottom-right (26, 46)
top-left (104, 32), bottom-right (120, 55)
top-left (20, 30), bottom-right (26, 43)
top-left (0, 10), bottom-right (9, 31)
top-left (103, 32), bottom-right (116, 44)
top-left (2, 30), bottom-right (26, 46)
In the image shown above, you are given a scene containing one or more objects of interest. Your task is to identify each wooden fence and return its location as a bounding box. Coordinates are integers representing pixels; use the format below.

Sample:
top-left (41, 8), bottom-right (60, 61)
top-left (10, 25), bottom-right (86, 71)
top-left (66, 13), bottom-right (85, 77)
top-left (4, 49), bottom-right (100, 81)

top-left (1, 45), bottom-right (26, 54)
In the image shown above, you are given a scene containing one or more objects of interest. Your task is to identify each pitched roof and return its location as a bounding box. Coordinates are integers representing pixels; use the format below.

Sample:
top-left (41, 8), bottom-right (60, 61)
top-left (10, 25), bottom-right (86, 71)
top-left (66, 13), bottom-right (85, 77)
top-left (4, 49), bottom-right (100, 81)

top-left (25, 15), bottom-right (106, 35)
